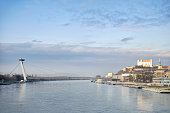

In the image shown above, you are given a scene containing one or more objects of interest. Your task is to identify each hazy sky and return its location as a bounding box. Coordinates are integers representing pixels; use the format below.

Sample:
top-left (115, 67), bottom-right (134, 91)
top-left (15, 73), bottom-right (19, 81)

top-left (0, 0), bottom-right (170, 76)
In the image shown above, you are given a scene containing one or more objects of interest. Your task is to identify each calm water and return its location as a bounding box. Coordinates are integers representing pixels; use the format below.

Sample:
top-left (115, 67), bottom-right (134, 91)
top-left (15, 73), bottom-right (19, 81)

top-left (0, 80), bottom-right (170, 113)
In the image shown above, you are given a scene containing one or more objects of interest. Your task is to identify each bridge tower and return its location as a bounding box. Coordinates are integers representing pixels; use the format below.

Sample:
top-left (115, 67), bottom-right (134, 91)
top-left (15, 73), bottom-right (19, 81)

top-left (19, 58), bottom-right (27, 82)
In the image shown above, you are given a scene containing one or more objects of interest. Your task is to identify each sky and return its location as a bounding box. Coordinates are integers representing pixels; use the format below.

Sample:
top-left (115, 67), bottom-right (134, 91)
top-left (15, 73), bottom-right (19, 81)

top-left (0, 0), bottom-right (170, 76)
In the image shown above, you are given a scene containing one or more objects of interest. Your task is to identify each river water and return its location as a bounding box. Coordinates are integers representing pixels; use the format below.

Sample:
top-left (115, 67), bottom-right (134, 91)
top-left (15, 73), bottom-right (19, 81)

top-left (0, 80), bottom-right (170, 113)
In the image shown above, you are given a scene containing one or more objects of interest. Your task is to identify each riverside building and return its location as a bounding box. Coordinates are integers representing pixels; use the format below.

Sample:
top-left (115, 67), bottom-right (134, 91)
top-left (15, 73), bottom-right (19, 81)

top-left (115, 58), bottom-right (170, 83)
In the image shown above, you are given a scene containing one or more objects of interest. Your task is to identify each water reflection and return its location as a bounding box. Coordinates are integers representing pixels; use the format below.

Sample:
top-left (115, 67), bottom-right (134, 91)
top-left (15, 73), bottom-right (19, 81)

top-left (137, 94), bottom-right (153, 112)
top-left (19, 83), bottom-right (26, 108)
top-left (96, 84), bottom-right (102, 97)
top-left (120, 87), bottom-right (130, 104)
top-left (106, 86), bottom-right (113, 101)
top-left (121, 87), bottom-right (129, 97)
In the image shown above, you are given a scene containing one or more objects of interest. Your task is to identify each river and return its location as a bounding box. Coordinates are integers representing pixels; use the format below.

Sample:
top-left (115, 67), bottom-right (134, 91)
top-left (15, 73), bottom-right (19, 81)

top-left (0, 80), bottom-right (170, 113)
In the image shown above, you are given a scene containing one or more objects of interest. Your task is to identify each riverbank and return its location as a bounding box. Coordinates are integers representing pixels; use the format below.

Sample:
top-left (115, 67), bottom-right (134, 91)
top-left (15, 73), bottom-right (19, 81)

top-left (143, 87), bottom-right (170, 93)
top-left (0, 81), bottom-right (19, 85)
top-left (93, 80), bottom-right (170, 93)
top-left (0, 74), bottom-right (93, 85)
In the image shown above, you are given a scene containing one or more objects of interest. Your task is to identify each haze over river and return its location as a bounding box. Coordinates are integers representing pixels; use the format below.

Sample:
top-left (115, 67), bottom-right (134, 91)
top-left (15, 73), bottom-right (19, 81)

top-left (0, 80), bottom-right (170, 113)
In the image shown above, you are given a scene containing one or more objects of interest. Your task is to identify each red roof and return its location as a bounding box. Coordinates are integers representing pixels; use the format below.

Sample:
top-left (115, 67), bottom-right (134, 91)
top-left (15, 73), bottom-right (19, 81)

top-left (142, 60), bottom-right (151, 62)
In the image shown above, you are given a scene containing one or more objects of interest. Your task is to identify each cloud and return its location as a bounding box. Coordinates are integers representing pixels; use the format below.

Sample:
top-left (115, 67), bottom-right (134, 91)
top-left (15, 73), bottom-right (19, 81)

top-left (80, 41), bottom-right (96, 45)
top-left (1, 42), bottom-right (170, 58)
top-left (121, 37), bottom-right (134, 43)
top-left (67, 0), bottom-right (170, 28)
top-left (61, 23), bottom-right (70, 26)
top-left (0, 43), bottom-right (170, 76)
top-left (32, 40), bottom-right (43, 43)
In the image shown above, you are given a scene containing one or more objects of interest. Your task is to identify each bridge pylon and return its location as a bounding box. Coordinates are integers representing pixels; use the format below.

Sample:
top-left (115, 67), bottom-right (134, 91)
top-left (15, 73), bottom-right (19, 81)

top-left (19, 58), bottom-right (27, 82)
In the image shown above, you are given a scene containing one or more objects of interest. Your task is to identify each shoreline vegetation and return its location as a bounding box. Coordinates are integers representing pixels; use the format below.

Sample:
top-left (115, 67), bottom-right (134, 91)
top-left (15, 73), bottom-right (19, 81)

top-left (0, 74), bottom-right (24, 85)
top-left (0, 74), bottom-right (93, 85)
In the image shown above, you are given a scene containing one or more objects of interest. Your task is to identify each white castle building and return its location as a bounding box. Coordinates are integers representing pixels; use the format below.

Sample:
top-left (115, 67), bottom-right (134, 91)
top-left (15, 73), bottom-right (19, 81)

top-left (137, 58), bottom-right (152, 67)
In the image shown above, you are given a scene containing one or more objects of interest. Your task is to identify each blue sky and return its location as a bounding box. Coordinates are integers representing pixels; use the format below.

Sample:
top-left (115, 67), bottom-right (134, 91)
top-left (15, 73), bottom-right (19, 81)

top-left (0, 0), bottom-right (170, 76)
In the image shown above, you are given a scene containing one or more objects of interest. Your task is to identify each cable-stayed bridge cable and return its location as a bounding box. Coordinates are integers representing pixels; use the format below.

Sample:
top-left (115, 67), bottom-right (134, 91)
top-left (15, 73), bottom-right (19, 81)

top-left (9, 63), bottom-right (20, 75)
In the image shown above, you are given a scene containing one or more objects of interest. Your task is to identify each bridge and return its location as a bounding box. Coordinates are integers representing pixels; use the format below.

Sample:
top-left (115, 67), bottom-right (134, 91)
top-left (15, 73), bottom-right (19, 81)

top-left (27, 76), bottom-right (93, 81)
top-left (9, 58), bottom-right (93, 82)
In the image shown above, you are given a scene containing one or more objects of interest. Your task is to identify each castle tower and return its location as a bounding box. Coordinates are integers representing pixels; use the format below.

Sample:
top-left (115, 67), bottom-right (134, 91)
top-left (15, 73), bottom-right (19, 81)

top-left (137, 58), bottom-right (152, 67)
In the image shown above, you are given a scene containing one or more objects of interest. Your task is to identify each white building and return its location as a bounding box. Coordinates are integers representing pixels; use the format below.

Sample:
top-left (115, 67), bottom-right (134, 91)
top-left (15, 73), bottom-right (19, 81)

top-left (105, 73), bottom-right (114, 78)
top-left (121, 73), bottom-right (130, 81)
top-left (137, 58), bottom-right (152, 67)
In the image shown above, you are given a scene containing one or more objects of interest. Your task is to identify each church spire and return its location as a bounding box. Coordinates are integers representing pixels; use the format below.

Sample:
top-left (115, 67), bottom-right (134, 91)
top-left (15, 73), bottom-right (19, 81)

top-left (158, 58), bottom-right (162, 66)
top-left (158, 58), bottom-right (162, 69)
